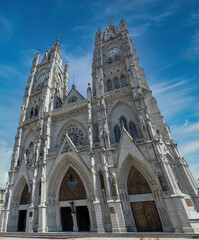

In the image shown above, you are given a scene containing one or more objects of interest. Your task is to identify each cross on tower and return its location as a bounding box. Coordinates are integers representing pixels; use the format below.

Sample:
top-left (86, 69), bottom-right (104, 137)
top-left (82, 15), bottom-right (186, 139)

top-left (57, 35), bottom-right (61, 41)
top-left (108, 16), bottom-right (114, 23)
top-left (69, 175), bottom-right (73, 181)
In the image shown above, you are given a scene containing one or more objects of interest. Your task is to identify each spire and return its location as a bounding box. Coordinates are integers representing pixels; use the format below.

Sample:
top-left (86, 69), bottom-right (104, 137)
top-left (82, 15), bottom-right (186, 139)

top-left (95, 28), bottom-right (102, 43)
top-left (120, 18), bottom-right (128, 31)
top-left (103, 19), bottom-right (119, 41)
top-left (40, 38), bottom-right (61, 65)
top-left (32, 50), bottom-right (40, 68)
top-left (63, 62), bottom-right (69, 95)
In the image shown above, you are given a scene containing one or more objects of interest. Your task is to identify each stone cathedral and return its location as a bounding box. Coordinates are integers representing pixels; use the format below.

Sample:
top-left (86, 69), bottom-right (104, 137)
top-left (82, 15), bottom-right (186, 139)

top-left (0, 19), bottom-right (199, 234)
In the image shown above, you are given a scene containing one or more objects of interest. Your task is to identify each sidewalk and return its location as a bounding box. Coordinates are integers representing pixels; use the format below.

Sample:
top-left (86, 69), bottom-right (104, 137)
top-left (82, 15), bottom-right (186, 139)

top-left (0, 237), bottom-right (199, 240)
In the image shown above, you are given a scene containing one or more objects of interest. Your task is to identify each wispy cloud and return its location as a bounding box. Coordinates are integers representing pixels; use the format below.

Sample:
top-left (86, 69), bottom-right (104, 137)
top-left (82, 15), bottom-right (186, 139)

top-left (62, 50), bottom-right (92, 96)
top-left (0, 14), bottom-right (13, 40)
top-left (0, 64), bottom-right (26, 82)
top-left (150, 76), bottom-right (199, 118)
top-left (171, 121), bottom-right (199, 137)
top-left (72, 25), bottom-right (90, 32)
top-left (189, 163), bottom-right (199, 181)
top-left (151, 62), bottom-right (177, 73)
top-left (180, 140), bottom-right (199, 155)
top-left (152, 79), bottom-right (186, 94)
top-left (130, 23), bottom-right (150, 37)
top-left (182, 31), bottom-right (199, 60)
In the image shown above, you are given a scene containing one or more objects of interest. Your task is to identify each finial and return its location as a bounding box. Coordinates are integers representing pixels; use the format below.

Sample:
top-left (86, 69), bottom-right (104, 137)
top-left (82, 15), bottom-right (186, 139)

top-left (56, 35), bottom-right (61, 43)
top-left (72, 74), bottom-right (76, 89)
top-left (108, 16), bottom-right (114, 24)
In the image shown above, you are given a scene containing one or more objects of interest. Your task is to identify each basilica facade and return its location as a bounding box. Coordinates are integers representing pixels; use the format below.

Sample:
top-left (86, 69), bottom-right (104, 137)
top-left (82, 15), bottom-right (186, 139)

top-left (0, 19), bottom-right (199, 233)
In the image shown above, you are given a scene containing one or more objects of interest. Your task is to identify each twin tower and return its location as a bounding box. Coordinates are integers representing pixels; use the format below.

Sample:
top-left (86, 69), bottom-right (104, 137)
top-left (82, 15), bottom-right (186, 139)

top-left (0, 19), bottom-right (199, 233)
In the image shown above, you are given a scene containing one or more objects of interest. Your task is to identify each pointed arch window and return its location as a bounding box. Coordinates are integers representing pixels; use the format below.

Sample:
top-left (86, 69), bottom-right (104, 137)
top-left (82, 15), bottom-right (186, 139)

top-left (30, 108), bottom-right (34, 118)
top-left (114, 125), bottom-right (121, 143)
top-left (129, 121), bottom-right (138, 139)
top-left (107, 79), bottom-right (112, 91)
top-left (121, 75), bottom-right (128, 87)
top-left (68, 96), bottom-right (77, 104)
top-left (120, 116), bottom-right (128, 131)
top-left (34, 106), bottom-right (39, 116)
top-left (113, 77), bottom-right (120, 89)
top-left (20, 184), bottom-right (30, 205)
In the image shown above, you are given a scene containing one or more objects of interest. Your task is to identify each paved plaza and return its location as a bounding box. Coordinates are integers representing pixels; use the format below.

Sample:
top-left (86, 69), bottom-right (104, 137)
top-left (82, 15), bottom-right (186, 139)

top-left (0, 233), bottom-right (199, 240)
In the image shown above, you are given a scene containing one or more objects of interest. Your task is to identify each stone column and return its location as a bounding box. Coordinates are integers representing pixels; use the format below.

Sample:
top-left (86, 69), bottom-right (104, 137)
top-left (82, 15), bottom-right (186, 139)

top-left (38, 160), bottom-right (47, 233)
top-left (71, 213), bottom-right (79, 232)
top-left (90, 153), bottom-right (105, 233)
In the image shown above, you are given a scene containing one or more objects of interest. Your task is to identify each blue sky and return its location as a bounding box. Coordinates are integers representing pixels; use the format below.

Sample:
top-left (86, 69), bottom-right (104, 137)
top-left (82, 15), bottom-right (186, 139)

top-left (0, 0), bottom-right (199, 187)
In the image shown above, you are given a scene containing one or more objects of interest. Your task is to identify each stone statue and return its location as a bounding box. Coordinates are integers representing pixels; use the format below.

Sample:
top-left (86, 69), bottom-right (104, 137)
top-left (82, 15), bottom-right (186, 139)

top-left (69, 201), bottom-right (75, 214)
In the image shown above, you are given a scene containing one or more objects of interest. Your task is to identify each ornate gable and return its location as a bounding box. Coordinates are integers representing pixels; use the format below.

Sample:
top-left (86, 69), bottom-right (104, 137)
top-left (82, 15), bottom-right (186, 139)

top-left (63, 85), bottom-right (84, 106)
top-left (103, 21), bottom-right (120, 41)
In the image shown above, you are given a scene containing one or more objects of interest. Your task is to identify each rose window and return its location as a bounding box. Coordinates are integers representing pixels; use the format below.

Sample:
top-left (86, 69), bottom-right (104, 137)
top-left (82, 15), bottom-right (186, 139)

top-left (61, 123), bottom-right (85, 146)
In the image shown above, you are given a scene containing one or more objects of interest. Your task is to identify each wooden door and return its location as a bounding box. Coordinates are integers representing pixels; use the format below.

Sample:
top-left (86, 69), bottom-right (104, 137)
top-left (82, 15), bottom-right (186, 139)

top-left (18, 210), bottom-right (27, 232)
top-left (131, 201), bottom-right (162, 232)
top-left (60, 207), bottom-right (73, 231)
top-left (76, 206), bottom-right (90, 231)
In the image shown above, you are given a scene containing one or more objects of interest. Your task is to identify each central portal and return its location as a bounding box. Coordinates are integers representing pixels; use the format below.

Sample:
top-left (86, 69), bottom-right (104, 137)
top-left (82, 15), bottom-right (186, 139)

top-left (59, 167), bottom-right (90, 232)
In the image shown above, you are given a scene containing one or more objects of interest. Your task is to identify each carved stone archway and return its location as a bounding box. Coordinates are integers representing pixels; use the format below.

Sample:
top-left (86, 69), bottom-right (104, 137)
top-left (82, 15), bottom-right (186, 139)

top-left (6, 176), bottom-right (29, 232)
top-left (119, 155), bottom-right (173, 232)
top-left (47, 156), bottom-right (95, 232)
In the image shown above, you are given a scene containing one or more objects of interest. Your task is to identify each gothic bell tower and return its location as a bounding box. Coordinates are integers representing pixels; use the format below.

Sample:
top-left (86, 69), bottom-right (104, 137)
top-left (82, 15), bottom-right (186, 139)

top-left (91, 19), bottom-right (199, 233)
top-left (92, 18), bottom-right (148, 97)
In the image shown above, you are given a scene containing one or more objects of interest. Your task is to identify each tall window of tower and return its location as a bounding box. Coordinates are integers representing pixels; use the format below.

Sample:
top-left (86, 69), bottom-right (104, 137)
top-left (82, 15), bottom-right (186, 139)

top-left (129, 121), bottom-right (138, 139)
top-left (30, 108), bottom-right (34, 118)
top-left (121, 75), bottom-right (128, 87)
top-left (107, 79), bottom-right (112, 91)
top-left (114, 125), bottom-right (121, 143)
top-left (113, 77), bottom-right (120, 89)
top-left (34, 106), bottom-right (39, 116)
top-left (120, 116), bottom-right (128, 131)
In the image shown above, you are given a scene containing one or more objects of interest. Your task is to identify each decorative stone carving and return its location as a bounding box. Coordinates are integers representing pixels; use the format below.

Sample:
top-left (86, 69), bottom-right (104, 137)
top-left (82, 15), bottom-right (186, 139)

top-left (61, 123), bottom-right (85, 147)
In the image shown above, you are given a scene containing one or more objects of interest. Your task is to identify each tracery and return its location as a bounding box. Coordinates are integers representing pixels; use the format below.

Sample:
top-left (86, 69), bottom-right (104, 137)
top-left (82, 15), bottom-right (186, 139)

top-left (61, 123), bottom-right (85, 147)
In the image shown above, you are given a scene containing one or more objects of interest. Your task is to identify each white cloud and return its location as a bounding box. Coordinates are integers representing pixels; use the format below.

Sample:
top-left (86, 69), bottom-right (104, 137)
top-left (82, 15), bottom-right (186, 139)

top-left (0, 140), bottom-right (12, 188)
top-left (189, 163), bottom-right (199, 182)
top-left (150, 77), bottom-right (197, 118)
top-left (152, 80), bottom-right (186, 94)
top-left (180, 140), bottom-right (199, 155)
top-left (0, 64), bottom-right (25, 81)
top-left (62, 51), bottom-right (92, 96)
top-left (172, 121), bottom-right (199, 138)
top-left (0, 15), bottom-right (13, 40)
top-left (130, 23), bottom-right (150, 38)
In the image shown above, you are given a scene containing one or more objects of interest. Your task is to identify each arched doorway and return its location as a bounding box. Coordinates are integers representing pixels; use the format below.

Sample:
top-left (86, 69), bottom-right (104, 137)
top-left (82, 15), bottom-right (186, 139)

top-left (127, 166), bottom-right (163, 232)
top-left (59, 167), bottom-right (90, 232)
top-left (18, 183), bottom-right (30, 232)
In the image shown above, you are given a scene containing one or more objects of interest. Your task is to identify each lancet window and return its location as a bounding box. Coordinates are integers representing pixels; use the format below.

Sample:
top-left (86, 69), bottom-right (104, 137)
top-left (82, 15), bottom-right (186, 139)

top-left (30, 108), bottom-right (34, 118)
top-left (129, 121), bottom-right (138, 139)
top-left (114, 125), bottom-right (121, 143)
top-left (105, 75), bottom-right (128, 92)
top-left (34, 106), bottom-right (39, 116)
top-left (114, 117), bottom-right (139, 143)
top-left (107, 79), bottom-right (112, 91)
top-left (114, 77), bottom-right (120, 89)
top-left (120, 116), bottom-right (128, 130)
top-left (121, 75), bottom-right (128, 87)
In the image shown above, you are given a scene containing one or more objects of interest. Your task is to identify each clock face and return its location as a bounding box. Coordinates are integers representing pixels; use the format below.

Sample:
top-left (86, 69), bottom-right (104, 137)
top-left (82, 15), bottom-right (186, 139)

top-left (38, 73), bottom-right (46, 82)
top-left (106, 48), bottom-right (119, 57)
